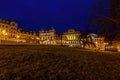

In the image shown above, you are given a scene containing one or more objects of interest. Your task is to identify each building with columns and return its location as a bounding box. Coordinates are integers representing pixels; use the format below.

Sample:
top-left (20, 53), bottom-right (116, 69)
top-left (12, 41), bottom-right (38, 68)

top-left (62, 29), bottom-right (81, 47)
top-left (0, 18), bottom-right (106, 51)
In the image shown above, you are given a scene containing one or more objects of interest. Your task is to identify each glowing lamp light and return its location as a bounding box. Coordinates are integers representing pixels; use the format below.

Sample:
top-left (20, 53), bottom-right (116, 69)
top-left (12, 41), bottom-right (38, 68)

top-left (104, 43), bottom-right (106, 45)
top-left (96, 42), bottom-right (98, 44)
top-left (117, 46), bottom-right (120, 52)
top-left (36, 37), bottom-right (40, 40)
top-left (106, 42), bottom-right (108, 45)
top-left (66, 41), bottom-right (69, 44)
top-left (2, 30), bottom-right (6, 34)
top-left (118, 49), bottom-right (120, 52)
top-left (17, 35), bottom-right (20, 38)
top-left (5, 33), bottom-right (8, 35)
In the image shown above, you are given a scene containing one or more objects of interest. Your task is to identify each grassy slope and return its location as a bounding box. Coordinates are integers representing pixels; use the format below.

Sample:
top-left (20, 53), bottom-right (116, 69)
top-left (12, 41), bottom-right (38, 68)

top-left (0, 45), bottom-right (120, 80)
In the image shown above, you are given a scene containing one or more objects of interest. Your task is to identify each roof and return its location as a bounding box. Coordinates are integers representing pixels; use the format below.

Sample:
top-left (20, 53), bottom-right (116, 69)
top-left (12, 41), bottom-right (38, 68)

top-left (63, 29), bottom-right (80, 35)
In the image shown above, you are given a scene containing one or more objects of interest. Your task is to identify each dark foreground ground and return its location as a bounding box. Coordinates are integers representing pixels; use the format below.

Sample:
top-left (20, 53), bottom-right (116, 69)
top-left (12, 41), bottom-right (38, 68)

top-left (0, 45), bottom-right (120, 80)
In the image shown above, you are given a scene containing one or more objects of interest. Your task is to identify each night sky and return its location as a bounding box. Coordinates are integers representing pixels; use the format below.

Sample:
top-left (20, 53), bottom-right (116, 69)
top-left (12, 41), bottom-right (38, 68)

top-left (0, 0), bottom-right (110, 34)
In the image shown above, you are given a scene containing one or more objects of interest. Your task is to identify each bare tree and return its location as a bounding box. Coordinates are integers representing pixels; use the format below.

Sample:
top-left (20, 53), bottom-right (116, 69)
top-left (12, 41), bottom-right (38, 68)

top-left (92, 0), bottom-right (120, 41)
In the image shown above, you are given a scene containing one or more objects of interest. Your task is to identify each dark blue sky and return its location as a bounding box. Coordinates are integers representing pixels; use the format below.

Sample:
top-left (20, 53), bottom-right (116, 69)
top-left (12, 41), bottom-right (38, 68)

top-left (0, 0), bottom-right (109, 34)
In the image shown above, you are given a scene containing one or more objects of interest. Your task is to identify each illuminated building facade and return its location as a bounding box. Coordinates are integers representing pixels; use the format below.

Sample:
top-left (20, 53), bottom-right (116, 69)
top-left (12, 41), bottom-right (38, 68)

top-left (0, 19), bottom-right (39, 44)
top-left (62, 29), bottom-right (81, 47)
top-left (39, 27), bottom-right (60, 45)
top-left (108, 41), bottom-right (120, 52)
top-left (87, 33), bottom-right (105, 50)
top-left (0, 19), bottom-right (17, 42)
top-left (17, 29), bottom-right (39, 43)
top-left (0, 18), bottom-right (106, 51)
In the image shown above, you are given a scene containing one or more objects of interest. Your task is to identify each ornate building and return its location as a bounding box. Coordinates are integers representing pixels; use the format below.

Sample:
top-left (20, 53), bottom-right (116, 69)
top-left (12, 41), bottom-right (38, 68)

top-left (39, 27), bottom-right (60, 45)
top-left (86, 33), bottom-right (105, 50)
top-left (0, 19), bottom-right (17, 42)
top-left (62, 29), bottom-right (81, 47)
top-left (0, 18), bottom-right (106, 51)
top-left (0, 19), bottom-right (39, 44)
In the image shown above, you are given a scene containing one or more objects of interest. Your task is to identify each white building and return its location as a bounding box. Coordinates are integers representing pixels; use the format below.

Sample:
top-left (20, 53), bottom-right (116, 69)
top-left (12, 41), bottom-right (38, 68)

top-left (39, 27), bottom-right (60, 45)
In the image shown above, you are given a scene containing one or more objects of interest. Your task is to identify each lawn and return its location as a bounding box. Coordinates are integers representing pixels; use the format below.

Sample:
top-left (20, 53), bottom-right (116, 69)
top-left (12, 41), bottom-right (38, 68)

top-left (0, 45), bottom-right (120, 80)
